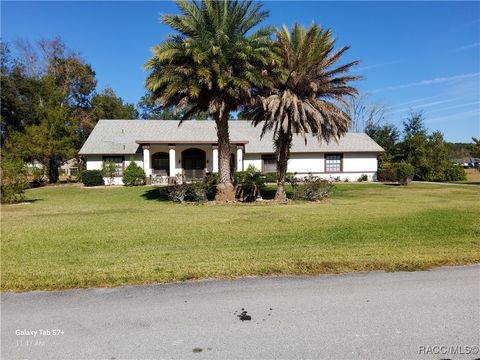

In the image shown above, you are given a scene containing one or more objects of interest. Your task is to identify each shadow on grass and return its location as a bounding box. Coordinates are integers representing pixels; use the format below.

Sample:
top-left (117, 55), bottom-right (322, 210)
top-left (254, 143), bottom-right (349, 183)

top-left (141, 184), bottom-right (296, 202)
top-left (141, 187), bottom-right (170, 202)
top-left (24, 198), bottom-right (42, 203)
top-left (3, 198), bottom-right (42, 205)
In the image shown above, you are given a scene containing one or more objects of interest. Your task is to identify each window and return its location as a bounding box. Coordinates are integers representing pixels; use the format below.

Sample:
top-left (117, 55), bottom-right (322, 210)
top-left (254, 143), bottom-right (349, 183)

top-left (325, 154), bottom-right (342, 172)
top-left (103, 156), bottom-right (124, 176)
top-left (262, 155), bottom-right (276, 173)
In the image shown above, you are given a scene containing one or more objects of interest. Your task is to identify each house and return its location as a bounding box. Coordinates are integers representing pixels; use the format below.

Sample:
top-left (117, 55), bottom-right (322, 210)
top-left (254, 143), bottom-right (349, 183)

top-left (59, 158), bottom-right (80, 177)
top-left (79, 120), bottom-right (384, 184)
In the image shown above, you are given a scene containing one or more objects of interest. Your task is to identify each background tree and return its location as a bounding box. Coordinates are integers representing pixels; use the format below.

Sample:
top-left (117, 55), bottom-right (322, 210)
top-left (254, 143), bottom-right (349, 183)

top-left (364, 122), bottom-right (399, 163)
top-left (8, 78), bottom-right (78, 183)
top-left (138, 91), bottom-right (208, 120)
top-left (2, 38), bottom-right (138, 183)
top-left (1, 42), bottom-right (46, 141)
top-left (2, 39), bottom-right (96, 182)
top-left (244, 23), bottom-right (359, 201)
top-left (393, 111), bottom-right (465, 181)
top-left (91, 88), bottom-right (138, 120)
top-left (403, 110), bottom-right (426, 138)
top-left (446, 142), bottom-right (473, 161)
top-left (347, 94), bottom-right (386, 132)
top-left (470, 137), bottom-right (480, 159)
top-left (144, 0), bottom-right (274, 202)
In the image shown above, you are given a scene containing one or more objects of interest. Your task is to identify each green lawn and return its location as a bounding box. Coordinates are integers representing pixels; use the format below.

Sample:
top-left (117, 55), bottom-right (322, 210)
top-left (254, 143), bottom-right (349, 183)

top-left (1, 183), bottom-right (479, 292)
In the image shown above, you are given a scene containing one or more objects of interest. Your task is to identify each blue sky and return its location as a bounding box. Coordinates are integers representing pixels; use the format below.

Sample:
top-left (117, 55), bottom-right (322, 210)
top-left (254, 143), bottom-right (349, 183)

top-left (2, 1), bottom-right (479, 142)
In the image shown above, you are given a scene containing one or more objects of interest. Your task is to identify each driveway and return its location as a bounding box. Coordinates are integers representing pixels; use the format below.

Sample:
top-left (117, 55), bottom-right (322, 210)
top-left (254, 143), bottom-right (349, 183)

top-left (1, 265), bottom-right (479, 360)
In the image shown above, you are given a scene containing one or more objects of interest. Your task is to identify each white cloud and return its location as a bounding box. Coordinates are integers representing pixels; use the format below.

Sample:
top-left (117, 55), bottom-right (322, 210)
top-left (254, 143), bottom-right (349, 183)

top-left (385, 96), bottom-right (469, 116)
top-left (371, 72), bottom-right (480, 93)
top-left (426, 109), bottom-right (480, 124)
top-left (454, 42), bottom-right (480, 52)
top-left (425, 101), bottom-right (480, 114)
top-left (391, 95), bottom-right (441, 108)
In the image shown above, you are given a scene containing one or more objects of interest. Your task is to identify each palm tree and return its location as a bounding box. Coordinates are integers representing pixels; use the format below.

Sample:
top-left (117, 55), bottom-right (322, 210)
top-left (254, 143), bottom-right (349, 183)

top-left (244, 23), bottom-right (360, 201)
top-left (144, 0), bottom-right (274, 202)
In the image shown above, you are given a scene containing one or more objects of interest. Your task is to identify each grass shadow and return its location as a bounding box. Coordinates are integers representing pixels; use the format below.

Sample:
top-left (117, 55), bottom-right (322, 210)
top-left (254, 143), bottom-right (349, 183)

top-left (261, 184), bottom-right (294, 200)
top-left (3, 198), bottom-right (42, 206)
top-left (24, 198), bottom-right (42, 203)
top-left (141, 187), bottom-right (170, 202)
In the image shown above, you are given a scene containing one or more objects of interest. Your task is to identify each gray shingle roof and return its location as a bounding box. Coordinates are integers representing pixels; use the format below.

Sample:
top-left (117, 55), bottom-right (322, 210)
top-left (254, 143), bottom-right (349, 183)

top-left (79, 120), bottom-right (384, 155)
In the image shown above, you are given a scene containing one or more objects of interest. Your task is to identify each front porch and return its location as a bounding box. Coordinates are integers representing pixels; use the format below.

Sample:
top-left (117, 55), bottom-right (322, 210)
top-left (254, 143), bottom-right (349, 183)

top-left (139, 142), bottom-right (246, 184)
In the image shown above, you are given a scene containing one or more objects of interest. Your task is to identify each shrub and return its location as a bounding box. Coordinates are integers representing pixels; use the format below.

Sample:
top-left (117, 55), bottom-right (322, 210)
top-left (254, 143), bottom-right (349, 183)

top-left (204, 172), bottom-right (219, 200)
top-left (102, 160), bottom-right (118, 185)
top-left (168, 183), bottom-right (189, 203)
top-left (188, 181), bottom-right (208, 202)
top-left (233, 171), bottom-right (245, 185)
top-left (397, 162), bottom-right (415, 185)
top-left (293, 175), bottom-right (335, 201)
top-left (443, 163), bottom-right (466, 182)
top-left (415, 163), bottom-right (434, 182)
top-left (286, 172), bottom-right (298, 189)
top-left (357, 174), bottom-right (368, 182)
top-left (122, 161), bottom-right (146, 186)
top-left (236, 165), bottom-right (265, 202)
top-left (1, 155), bottom-right (29, 203)
top-left (80, 170), bottom-right (104, 187)
top-left (30, 167), bottom-right (46, 187)
top-left (264, 172), bottom-right (278, 183)
top-left (378, 166), bottom-right (398, 182)
top-left (167, 181), bottom-right (207, 203)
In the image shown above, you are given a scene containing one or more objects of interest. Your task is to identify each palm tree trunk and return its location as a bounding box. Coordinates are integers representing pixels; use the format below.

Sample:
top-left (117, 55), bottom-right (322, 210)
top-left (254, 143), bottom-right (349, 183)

top-left (214, 110), bottom-right (235, 202)
top-left (274, 130), bottom-right (292, 202)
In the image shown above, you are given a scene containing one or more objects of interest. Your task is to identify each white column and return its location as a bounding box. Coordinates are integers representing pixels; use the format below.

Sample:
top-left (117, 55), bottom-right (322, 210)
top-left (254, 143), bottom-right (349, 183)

top-left (169, 145), bottom-right (176, 177)
top-left (142, 145), bottom-right (151, 177)
top-left (236, 145), bottom-right (244, 172)
top-left (212, 145), bottom-right (219, 173)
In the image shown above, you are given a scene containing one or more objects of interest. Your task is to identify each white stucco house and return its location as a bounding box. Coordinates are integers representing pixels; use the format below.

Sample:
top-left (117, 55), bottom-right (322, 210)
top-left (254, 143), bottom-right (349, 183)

top-left (79, 120), bottom-right (384, 185)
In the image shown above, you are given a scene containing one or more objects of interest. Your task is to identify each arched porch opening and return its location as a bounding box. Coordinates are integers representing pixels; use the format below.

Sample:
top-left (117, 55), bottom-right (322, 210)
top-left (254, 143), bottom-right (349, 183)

top-left (152, 152), bottom-right (170, 176)
top-left (182, 148), bottom-right (206, 179)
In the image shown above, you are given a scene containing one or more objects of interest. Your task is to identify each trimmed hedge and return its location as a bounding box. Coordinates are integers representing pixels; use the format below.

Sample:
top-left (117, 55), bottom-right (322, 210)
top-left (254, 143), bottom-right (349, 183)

top-left (80, 170), bottom-right (104, 187)
top-left (264, 172), bottom-right (278, 183)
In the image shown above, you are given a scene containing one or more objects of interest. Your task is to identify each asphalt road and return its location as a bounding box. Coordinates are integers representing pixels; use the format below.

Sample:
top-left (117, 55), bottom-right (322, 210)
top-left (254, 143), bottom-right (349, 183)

top-left (2, 265), bottom-right (479, 360)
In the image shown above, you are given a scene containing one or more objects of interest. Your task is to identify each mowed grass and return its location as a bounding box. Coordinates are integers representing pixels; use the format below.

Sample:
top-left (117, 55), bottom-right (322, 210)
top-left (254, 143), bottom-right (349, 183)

top-left (464, 169), bottom-right (480, 184)
top-left (1, 183), bottom-right (479, 291)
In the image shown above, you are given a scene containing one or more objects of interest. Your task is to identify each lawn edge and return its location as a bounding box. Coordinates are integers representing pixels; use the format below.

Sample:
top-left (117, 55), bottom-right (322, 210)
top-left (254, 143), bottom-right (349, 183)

top-left (2, 262), bottom-right (479, 294)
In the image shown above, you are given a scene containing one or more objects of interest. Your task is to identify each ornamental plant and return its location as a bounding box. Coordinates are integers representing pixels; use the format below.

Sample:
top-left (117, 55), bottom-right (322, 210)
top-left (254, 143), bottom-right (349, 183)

top-left (122, 161), bottom-right (146, 186)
